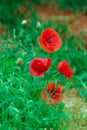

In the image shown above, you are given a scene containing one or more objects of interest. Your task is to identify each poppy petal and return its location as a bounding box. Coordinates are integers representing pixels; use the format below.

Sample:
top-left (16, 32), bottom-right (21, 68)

top-left (46, 82), bottom-right (56, 92)
top-left (29, 58), bottom-right (51, 76)
top-left (41, 90), bottom-right (47, 101)
top-left (57, 60), bottom-right (73, 78)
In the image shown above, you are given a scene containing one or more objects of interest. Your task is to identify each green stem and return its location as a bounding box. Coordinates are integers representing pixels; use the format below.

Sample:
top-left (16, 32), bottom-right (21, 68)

top-left (51, 72), bottom-right (60, 79)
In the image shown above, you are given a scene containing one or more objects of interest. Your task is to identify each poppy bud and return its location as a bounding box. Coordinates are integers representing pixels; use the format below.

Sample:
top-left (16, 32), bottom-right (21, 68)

top-left (17, 58), bottom-right (22, 65)
top-left (37, 21), bottom-right (41, 30)
top-left (22, 20), bottom-right (27, 25)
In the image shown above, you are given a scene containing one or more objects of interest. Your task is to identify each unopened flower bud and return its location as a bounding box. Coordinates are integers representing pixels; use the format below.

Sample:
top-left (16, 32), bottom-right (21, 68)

top-left (17, 58), bottom-right (22, 64)
top-left (37, 21), bottom-right (41, 30)
top-left (22, 20), bottom-right (27, 25)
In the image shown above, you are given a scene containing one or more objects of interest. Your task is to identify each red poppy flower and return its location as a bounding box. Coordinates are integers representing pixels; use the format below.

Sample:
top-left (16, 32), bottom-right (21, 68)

top-left (41, 82), bottom-right (64, 104)
top-left (38, 28), bottom-right (62, 53)
top-left (29, 58), bottom-right (51, 76)
top-left (57, 60), bottom-right (73, 78)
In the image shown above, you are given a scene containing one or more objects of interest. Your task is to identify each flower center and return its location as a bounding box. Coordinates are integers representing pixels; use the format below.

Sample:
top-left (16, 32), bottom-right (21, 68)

top-left (50, 90), bottom-right (56, 96)
top-left (46, 37), bottom-right (51, 42)
top-left (46, 36), bottom-right (56, 45)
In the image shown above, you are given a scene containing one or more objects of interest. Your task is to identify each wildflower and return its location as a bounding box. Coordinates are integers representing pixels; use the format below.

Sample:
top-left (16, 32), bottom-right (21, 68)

top-left (38, 28), bottom-right (62, 53)
top-left (57, 60), bottom-right (73, 78)
top-left (29, 58), bottom-right (51, 76)
top-left (41, 82), bottom-right (63, 104)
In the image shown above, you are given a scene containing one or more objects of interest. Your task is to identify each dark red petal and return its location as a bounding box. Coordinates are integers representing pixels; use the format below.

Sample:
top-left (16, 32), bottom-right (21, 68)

top-left (56, 85), bottom-right (62, 93)
top-left (29, 64), bottom-right (44, 76)
top-left (51, 85), bottom-right (63, 101)
top-left (29, 58), bottom-right (51, 76)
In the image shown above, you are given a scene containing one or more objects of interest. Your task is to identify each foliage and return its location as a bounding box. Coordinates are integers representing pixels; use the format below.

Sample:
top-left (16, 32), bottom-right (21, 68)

top-left (55, 0), bottom-right (87, 13)
top-left (0, 1), bottom-right (87, 130)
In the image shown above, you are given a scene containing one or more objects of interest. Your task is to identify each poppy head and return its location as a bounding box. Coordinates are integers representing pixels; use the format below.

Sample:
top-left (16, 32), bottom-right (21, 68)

top-left (29, 58), bottom-right (51, 76)
top-left (57, 60), bottom-right (73, 78)
top-left (41, 82), bottom-right (64, 105)
top-left (17, 58), bottom-right (22, 64)
top-left (38, 28), bottom-right (62, 53)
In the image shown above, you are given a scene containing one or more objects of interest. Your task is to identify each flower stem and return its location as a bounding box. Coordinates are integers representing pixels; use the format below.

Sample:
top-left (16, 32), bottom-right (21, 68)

top-left (51, 72), bottom-right (60, 79)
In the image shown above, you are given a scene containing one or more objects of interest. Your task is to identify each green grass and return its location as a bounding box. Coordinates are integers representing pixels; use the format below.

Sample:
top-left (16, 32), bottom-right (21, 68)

top-left (55, 0), bottom-right (87, 14)
top-left (0, 1), bottom-right (87, 130)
